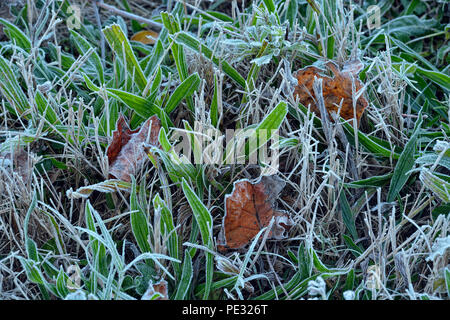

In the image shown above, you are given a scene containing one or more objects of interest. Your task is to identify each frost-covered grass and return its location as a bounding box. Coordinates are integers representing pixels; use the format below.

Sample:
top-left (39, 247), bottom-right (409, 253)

top-left (0, 0), bottom-right (449, 300)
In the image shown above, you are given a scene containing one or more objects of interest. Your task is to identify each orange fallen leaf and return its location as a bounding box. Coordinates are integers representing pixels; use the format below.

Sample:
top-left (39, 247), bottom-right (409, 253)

top-left (131, 30), bottom-right (159, 45)
top-left (293, 59), bottom-right (368, 123)
top-left (219, 175), bottom-right (293, 250)
top-left (141, 279), bottom-right (168, 300)
top-left (106, 114), bottom-right (161, 182)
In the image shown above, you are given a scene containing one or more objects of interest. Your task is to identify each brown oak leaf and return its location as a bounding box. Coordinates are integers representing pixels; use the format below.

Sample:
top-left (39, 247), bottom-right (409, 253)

top-left (219, 175), bottom-right (293, 250)
top-left (106, 114), bottom-right (161, 182)
top-left (293, 59), bottom-right (368, 123)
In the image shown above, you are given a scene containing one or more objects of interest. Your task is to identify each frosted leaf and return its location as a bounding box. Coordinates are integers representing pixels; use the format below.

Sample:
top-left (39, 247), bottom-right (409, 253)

top-left (343, 290), bottom-right (355, 300)
top-left (426, 236), bottom-right (450, 262)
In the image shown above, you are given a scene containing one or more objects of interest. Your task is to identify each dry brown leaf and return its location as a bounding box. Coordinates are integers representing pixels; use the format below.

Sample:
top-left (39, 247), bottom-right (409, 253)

top-left (130, 30), bottom-right (159, 45)
top-left (106, 114), bottom-right (161, 182)
top-left (293, 59), bottom-right (368, 123)
top-left (218, 175), bottom-right (293, 250)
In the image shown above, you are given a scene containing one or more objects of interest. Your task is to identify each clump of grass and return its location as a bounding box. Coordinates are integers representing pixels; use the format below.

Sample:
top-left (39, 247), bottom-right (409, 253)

top-left (0, 0), bottom-right (449, 300)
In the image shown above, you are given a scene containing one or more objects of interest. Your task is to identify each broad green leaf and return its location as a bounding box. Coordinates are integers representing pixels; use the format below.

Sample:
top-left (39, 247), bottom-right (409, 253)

top-left (416, 67), bottom-right (450, 91)
top-left (262, 0), bottom-right (276, 13)
top-left (102, 24), bottom-right (147, 92)
top-left (24, 192), bottom-right (39, 262)
top-left (143, 39), bottom-right (165, 78)
top-left (0, 55), bottom-right (30, 115)
top-left (0, 18), bottom-right (31, 51)
top-left (419, 169), bottom-right (450, 203)
top-left (165, 73), bottom-right (201, 114)
top-left (343, 121), bottom-right (401, 160)
top-left (82, 74), bottom-right (170, 127)
top-left (35, 91), bottom-right (60, 125)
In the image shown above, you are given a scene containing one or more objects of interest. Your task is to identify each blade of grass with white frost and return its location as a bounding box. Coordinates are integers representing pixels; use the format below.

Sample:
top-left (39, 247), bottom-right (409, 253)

top-left (102, 24), bottom-right (147, 92)
top-left (164, 73), bottom-right (201, 114)
top-left (387, 113), bottom-right (423, 202)
top-left (210, 73), bottom-right (220, 127)
top-left (153, 194), bottom-right (181, 279)
top-left (0, 18), bottom-right (31, 52)
top-left (70, 30), bottom-right (104, 84)
top-left (419, 169), bottom-right (450, 203)
top-left (174, 249), bottom-right (193, 300)
top-left (160, 12), bottom-right (195, 112)
top-left (339, 190), bottom-right (358, 241)
top-left (130, 177), bottom-right (151, 254)
top-left (83, 74), bottom-right (171, 126)
top-left (181, 179), bottom-right (214, 299)
top-left (84, 200), bottom-right (124, 272)
top-left (248, 101), bottom-right (288, 159)
top-left (0, 56), bottom-right (30, 115)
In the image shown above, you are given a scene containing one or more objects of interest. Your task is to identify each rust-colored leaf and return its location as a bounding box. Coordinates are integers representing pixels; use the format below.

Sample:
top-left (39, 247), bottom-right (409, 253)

top-left (141, 279), bottom-right (168, 300)
top-left (130, 30), bottom-right (159, 45)
top-left (219, 175), bottom-right (293, 250)
top-left (293, 59), bottom-right (368, 123)
top-left (106, 114), bottom-right (161, 182)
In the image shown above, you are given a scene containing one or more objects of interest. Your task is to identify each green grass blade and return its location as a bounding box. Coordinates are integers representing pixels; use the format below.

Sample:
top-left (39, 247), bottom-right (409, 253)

top-left (210, 73), bottom-right (219, 127)
top-left (130, 177), bottom-right (151, 253)
top-left (419, 169), bottom-right (450, 203)
top-left (70, 30), bottom-right (104, 83)
top-left (164, 73), bottom-right (201, 114)
top-left (174, 249), bottom-right (193, 300)
top-left (387, 113), bottom-right (423, 202)
top-left (153, 194), bottom-right (181, 278)
top-left (339, 189), bottom-right (358, 240)
top-left (445, 267), bottom-right (450, 297)
top-left (181, 179), bottom-right (213, 247)
top-left (102, 24), bottom-right (147, 92)
top-left (0, 56), bottom-right (30, 115)
top-left (0, 18), bottom-right (31, 52)
top-left (181, 178), bottom-right (213, 299)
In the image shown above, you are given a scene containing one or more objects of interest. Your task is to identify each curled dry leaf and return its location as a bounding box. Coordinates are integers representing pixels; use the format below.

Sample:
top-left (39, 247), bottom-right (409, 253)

top-left (293, 59), bottom-right (368, 123)
top-left (141, 279), bottom-right (168, 300)
top-left (106, 114), bottom-right (161, 182)
top-left (131, 30), bottom-right (159, 45)
top-left (66, 179), bottom-right (131, 199)
top-left (219, 175), bottom-right (294, 250)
